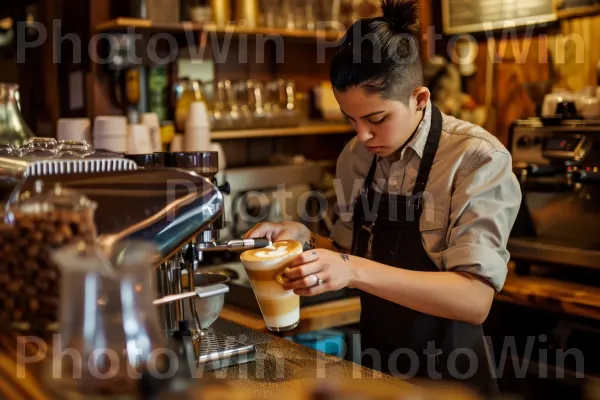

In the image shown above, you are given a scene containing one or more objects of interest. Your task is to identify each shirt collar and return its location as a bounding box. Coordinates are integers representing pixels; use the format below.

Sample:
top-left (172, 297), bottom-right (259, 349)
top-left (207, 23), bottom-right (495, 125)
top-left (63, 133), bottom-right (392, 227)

top-left (381, 99), bottom-right (432, 163)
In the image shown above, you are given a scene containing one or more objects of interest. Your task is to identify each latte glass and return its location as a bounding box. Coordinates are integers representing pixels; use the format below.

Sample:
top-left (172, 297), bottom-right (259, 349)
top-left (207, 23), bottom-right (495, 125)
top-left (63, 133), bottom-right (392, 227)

top-left (240, 240), bottom-right (303, 332)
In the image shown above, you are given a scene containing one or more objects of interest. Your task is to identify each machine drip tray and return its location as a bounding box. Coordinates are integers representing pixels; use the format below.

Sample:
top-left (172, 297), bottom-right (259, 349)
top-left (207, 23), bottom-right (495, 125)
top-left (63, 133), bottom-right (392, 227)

top-left (196, 318), bottom-right (274, 371)
top-left (508, 237), bottom-right (600, 270)
top-left (202, 262), bottom-right (360, 315)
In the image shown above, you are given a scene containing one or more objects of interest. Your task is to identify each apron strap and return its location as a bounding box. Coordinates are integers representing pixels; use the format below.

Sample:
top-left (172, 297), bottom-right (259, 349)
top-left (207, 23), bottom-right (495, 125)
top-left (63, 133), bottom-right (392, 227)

top-left (413, 104), bottom-right (443, 196)
top-left (363, 155), bottom-right (378, 193)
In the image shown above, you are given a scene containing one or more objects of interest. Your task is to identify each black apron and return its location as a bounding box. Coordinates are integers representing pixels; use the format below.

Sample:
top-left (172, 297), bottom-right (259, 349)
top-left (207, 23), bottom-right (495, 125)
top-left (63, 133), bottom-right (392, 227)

top-left (351, 105), bottom-right (499, 395)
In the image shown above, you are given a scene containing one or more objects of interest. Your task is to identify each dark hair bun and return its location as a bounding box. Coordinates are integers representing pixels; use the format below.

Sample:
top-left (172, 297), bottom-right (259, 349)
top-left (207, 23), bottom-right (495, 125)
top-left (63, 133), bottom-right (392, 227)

top-left (380, 0), bottom-right (420, 34)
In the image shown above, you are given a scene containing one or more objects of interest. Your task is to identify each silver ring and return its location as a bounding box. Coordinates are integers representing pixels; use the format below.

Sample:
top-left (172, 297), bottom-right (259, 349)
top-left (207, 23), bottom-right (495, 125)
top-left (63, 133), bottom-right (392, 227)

top-left (314, 273), bottom-right (324, 286)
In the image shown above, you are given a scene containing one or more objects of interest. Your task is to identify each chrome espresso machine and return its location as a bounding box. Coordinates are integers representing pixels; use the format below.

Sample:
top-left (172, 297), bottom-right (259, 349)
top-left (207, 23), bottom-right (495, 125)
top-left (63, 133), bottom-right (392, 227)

top-left (508, 119), bottom-right (600, 274)
top-left (0, 139), bottom-right (274, 372)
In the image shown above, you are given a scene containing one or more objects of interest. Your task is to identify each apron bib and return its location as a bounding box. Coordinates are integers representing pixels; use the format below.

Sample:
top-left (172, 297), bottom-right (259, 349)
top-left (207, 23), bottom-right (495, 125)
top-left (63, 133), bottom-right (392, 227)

top-left (351, 105), bottom-right (499, 395)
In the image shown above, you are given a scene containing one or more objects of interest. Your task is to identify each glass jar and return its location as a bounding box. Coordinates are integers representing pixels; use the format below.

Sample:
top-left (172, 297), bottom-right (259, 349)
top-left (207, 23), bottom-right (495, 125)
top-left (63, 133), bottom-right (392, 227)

top-left (20, 137), bottom-right (58, 158)
top-left (56, 140), bottom-right (94, 158)
top-left (0, 143), bottom-right (17, 156)
top-left (0, 83), bottom-right (34, 147)
top-left (0, 181), bottom-right (97, 335)
top-left (43, 240), bottom-right (167, 399)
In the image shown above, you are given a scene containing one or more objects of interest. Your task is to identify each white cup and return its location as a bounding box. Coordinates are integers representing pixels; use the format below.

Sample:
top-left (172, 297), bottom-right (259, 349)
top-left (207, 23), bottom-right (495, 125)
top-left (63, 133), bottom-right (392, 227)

top-left (171, 134), bottom-right (184, 152)
top-left (184, 102), bottom-right (211, 152)
top-left (94, 136), bottom-right (127, 153)
top-left (127, 124), bottom-right (153, 154)
top-left (141, 112), bottom-right (162, 152)
top-left (186, 102), bottom-right (210, 128)
top-left (210, 142), bottom-right (226, 170)
top-left (94, 116), bottom-right (128, 138)
top-left (57, 118), bottom-right (91, 142)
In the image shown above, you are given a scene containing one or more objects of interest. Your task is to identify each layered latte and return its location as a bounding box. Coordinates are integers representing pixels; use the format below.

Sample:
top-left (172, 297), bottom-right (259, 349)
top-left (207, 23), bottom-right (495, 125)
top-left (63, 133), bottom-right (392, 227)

top-left (240, 240), bottom-right (303, 331)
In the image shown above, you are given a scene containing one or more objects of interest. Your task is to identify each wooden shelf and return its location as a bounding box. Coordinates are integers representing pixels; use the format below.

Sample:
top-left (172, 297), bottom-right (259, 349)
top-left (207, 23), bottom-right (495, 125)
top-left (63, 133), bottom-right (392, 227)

top-left (96, 18), bottom-right (345, 42)
top-left (209, 122), bottom-right (353, 140)
top-left (557, 5), bottom-right (600, 20)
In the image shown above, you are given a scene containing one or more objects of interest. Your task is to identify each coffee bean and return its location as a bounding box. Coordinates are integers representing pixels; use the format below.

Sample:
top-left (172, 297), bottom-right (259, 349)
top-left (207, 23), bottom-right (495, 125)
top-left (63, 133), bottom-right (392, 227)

top-left (39, 222), bottom-right (53, 233)
top-left (57, 224), bottom-right (73, 242)
top-left (0, 208), bottom-right (97, 333)
top-left (16, 218), bottom-right (35, 232)
top-left (23, 255), bottom-right (40, 271)
top-left (4, 298), bottom-right (14, 310)
top-left (36, 280), bottom-right (49, 292)
top-left (12, 310), bottom-right (23, 321)
top-left (40, 296), bottom-right (59, 308)
top-left (38, 269), bottom-right (57, 281)
top-left (70, 212), bottom-right (82, 224)
top-left (49, 233), bottom-right (65, 246)
top-left (7, 280), bottom-right (22, 293)
top-left (24, 286), bottom-right (37, 297)
top-left (29, 299), bottom-right (39, 313)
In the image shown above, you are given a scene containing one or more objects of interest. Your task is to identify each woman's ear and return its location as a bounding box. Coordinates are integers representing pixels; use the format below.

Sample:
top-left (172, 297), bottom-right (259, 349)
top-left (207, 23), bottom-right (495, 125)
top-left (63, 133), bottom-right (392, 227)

top-left (412, 87), bottom-right (430, 111)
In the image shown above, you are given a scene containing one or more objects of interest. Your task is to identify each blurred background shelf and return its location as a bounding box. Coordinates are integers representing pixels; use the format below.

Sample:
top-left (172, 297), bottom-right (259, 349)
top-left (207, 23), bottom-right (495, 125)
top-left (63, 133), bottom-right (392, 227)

top-left (209, 122), bottom-right (353, 140)
top-left (95, 18), bottom-right (345, 41)
top-left (557, 5), bottom-right (600, 20)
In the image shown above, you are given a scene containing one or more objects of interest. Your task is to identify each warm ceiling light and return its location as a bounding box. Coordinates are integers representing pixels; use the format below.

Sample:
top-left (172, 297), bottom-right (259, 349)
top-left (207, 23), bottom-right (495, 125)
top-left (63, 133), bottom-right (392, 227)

top-left (0, 18), bottom-right (13, 31)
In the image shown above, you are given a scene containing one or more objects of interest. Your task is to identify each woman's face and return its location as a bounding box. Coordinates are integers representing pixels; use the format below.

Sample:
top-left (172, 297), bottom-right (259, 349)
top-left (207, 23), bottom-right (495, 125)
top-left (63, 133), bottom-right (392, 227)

top-left (334, 85), bottom-right (427, 159)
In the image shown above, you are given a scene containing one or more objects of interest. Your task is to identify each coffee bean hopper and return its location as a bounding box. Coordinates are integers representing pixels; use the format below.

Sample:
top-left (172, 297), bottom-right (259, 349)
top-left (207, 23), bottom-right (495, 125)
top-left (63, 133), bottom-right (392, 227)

top-left (0, 142), bottom-right (273, 371)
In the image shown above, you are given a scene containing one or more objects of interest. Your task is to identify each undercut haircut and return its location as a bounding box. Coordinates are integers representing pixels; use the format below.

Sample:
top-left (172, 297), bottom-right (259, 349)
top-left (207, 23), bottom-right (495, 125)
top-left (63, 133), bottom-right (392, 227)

top-left (330, 0), bottom-right (424, 104)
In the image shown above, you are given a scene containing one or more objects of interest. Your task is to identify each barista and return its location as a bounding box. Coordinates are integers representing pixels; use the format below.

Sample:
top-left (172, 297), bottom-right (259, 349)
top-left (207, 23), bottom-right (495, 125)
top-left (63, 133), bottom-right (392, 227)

top-left (244, 0), bottom-right (522, 394)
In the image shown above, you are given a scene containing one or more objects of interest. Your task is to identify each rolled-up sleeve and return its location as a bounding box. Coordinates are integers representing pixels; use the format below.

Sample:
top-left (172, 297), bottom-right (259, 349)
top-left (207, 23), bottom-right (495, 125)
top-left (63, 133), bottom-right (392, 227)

top-left (443, 150), bottom-right (522, 292)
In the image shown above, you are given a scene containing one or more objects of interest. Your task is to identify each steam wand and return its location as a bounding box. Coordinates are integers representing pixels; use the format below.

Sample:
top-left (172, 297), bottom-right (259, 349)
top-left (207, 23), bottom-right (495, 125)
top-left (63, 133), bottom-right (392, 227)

top-left (197, 238), bottom-right (272, 252)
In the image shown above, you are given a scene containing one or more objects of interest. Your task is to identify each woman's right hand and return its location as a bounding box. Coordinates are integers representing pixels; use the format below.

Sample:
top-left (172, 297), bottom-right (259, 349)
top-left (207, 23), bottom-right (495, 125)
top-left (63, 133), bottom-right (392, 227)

top-left (242, 221), bottom-right (311, 245)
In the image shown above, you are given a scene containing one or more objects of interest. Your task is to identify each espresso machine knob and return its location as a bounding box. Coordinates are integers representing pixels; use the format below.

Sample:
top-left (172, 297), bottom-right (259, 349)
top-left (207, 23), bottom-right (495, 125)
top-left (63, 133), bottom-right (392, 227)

top-left (218, 182), bottom-right (231, 195)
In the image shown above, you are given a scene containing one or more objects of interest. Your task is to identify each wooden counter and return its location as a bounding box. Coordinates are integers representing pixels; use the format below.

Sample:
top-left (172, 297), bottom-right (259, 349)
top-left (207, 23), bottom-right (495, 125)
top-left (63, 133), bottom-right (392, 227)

top-left (496, 264), bottom-right (600, 321)
top-left (1, 263), bottom-right (596, 399)
top-left (0, 329), bottom-right (479, 400)
top-left (221, 263), bottom-right (600, 335)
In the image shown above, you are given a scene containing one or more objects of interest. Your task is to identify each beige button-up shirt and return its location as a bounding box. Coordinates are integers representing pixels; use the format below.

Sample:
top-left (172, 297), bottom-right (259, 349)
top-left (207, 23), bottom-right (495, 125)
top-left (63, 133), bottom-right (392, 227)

top-left (330, 101), bottom-right (522, 292)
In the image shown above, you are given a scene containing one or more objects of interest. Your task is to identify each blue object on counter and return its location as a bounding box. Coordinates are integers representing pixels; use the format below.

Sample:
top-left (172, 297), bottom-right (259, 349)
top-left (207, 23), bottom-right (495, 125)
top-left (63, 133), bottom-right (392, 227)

top-left (292, 329), bottom-right (346, 358)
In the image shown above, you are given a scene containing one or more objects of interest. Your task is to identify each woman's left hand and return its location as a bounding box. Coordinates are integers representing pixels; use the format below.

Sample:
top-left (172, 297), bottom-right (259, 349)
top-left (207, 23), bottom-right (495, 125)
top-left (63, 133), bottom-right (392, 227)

top-left (282, 249), bottom-right (358, 296)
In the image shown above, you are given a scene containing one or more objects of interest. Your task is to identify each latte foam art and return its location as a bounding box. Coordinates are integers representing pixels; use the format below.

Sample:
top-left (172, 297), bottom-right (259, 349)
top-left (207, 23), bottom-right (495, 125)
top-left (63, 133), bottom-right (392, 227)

top-left (254, 245), bottom-right (289, 259)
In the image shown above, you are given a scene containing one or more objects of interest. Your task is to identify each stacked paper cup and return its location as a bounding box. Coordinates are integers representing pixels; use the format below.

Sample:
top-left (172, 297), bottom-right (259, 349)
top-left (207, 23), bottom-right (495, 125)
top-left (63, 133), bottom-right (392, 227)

top-left (184, 102), bottom-right (211, 152)
top-left (141, 112), bottom-right (162, 152)
top-left (127, 124), bottom-right (153, 154)
top-left (57, 118), bottom-right (91, 142)
top-left (93, 116), bottom-right (128, 153)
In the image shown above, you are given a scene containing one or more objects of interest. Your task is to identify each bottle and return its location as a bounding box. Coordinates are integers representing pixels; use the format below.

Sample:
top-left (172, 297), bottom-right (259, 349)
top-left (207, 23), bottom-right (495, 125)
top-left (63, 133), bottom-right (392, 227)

top-left (148, 65), bottom-right (169, 122)
top-left (175, 79), bottom-right (209, 133)
top-left (210, 0), bottom-right (232, 29)
top-left (0, 83), bottom-right (34, 147)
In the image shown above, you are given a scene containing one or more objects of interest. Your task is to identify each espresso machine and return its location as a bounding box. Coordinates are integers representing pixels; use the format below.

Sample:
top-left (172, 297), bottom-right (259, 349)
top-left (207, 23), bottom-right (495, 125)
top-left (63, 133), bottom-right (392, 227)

top-left (508, 119), bottom-right (600, 274)
top-left (0, 141), bottom-right (274, 371)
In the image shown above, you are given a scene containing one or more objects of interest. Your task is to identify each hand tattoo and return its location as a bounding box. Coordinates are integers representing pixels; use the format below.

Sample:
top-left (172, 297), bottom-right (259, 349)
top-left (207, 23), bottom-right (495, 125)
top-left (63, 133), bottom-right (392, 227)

top-left (340, 254), bottom-right (350, 263)
top-left (303, 236), bottom-right (316, 251)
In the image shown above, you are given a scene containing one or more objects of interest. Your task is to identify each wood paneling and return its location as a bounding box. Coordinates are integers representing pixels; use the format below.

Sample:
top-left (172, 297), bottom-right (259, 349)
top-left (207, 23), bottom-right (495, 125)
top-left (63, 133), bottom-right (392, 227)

top-left (88, 0), bottom-right (121, 118)
top-left (556, 14), bottom-right (600, 91)
top-left (463, 14), bottom-right (600, 144)
top-left (464, 37), bottom-right (547, 144)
